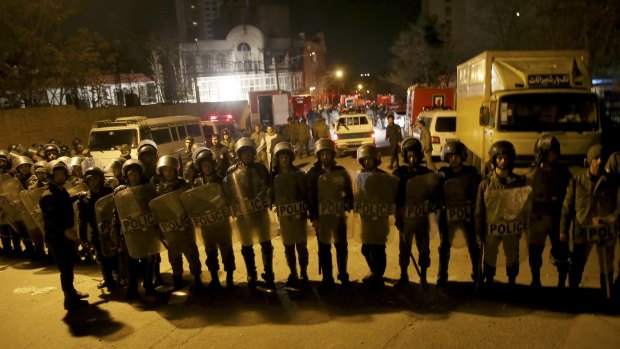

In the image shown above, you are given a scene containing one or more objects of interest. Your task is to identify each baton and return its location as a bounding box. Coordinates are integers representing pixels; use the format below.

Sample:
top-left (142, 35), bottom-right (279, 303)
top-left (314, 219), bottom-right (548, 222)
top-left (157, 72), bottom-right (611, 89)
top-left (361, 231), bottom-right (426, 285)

top-left (476, 239), bottom-right (484, 292)
top-left (399, 229), bottom-right (421, 278)
top-left (601, 242), bottom-right (611, 299)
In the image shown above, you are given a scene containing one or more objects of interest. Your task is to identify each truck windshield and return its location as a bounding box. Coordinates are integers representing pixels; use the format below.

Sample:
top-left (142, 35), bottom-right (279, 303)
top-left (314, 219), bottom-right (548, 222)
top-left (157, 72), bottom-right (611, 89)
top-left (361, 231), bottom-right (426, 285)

top-left (497, 93), bottom-right (598, 132)
top-left (89, 129), bottom-right (138, 151)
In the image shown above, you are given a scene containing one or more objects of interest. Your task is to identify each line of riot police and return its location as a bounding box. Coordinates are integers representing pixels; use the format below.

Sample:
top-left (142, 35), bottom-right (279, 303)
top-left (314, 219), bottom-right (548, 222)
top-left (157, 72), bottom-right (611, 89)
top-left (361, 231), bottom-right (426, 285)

top-left (2, 133), bottom-right (619, 312)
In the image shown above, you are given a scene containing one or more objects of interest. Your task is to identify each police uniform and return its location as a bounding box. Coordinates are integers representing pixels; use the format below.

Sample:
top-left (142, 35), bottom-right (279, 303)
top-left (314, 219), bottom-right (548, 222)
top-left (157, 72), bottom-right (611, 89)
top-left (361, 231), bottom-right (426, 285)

top-left (560, 145), bottom-right (618, 294)
top-left (77, 175), bottom-right (116, 289)
top-left (307, 140), bottom-right (353, 286)
top-left (39, 161), bottom-right (88, 310)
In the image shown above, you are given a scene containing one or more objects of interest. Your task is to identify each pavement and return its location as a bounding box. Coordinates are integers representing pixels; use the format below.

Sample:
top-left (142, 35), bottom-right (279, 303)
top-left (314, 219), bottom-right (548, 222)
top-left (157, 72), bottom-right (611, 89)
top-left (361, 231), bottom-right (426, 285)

top-left (1, 125), bottom-right (619, 349)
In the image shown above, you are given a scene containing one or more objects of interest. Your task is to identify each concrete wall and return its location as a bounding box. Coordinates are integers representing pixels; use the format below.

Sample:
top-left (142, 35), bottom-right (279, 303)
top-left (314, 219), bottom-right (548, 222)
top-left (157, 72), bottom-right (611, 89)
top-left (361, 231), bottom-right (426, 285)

top-left (0, 101), bottom-right (248, 148)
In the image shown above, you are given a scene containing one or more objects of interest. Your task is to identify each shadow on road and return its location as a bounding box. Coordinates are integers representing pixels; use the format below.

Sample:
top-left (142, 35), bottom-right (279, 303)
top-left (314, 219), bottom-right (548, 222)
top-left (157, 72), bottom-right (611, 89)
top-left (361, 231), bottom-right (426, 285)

top-left (62, 301), bottom-right (132, 341)
top-left (148, 279), bottom-right (619, 330)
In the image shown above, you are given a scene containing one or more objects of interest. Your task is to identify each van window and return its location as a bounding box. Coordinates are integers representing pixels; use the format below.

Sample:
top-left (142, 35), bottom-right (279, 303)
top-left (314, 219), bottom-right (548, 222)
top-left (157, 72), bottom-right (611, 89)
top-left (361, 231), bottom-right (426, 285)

top-left (140, 127), bottom-right (152, 141)
top-left (435, 117), bottom-right (456, 132)
top-left (343, 116), bottom-right (367, 126)
top-left (151, 127), bottom-right (172, 144)
top-left (89, 129), bottom-right (137, 151)
top-left (177, 125), bottom-right (187, 139)
top-left (202, 125), bottom-right (214, 137)
top-left (187, 123), bottom-right (202, 137)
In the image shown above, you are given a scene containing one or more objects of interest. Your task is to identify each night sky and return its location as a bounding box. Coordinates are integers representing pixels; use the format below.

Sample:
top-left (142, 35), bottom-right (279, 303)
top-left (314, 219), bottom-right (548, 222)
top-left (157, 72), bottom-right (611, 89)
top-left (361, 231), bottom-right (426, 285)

top-left (71, 0), bottom-right (419, 76)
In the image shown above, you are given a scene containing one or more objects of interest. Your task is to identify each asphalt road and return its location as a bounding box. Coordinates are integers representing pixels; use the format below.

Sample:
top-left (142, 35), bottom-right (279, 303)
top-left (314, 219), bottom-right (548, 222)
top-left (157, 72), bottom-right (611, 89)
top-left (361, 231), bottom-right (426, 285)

top-left (0, 127), bottom-right (619, 349)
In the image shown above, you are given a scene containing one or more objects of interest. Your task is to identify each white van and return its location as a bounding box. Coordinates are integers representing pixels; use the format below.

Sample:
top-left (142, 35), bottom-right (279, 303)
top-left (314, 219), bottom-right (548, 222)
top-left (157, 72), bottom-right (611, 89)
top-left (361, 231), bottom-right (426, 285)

top-left (332, 113), bottom-right (375, 157)
top-left (413, 110), bottom-right (457, 158)
top-left (88, 115), bottom-right (205, 167)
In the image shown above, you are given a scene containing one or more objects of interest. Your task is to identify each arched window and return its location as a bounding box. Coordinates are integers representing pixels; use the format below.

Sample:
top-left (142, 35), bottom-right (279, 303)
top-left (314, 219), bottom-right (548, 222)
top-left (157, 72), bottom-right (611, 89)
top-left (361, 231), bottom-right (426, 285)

top-left (237, 42), bottom-right (252, 71)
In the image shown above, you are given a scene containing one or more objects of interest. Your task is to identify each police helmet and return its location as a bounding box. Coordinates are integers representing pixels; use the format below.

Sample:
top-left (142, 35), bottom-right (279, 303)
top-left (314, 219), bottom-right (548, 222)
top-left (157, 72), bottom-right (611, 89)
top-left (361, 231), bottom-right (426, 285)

top-left (46, 160), bottom-right (69, 177)
top-left (137, 139), bottom-right (158, 156)
top-left (273, 142), bottom-right (295, 162)
top-left (107, 158), bottom-right (126, 172)
top-left (356, 144), bottom-right (381, 166)
top-left (234, 137), bottom-right (257, 156)
top-left (441, 140), bottom-right (468, 162)
top-left (489, 141), bottom-right (516, 169)
top-left (33, 160), bottom-right (48, 173)
top-left (314, 138), bottom-right (336, 156)
top-left (44, 144), bottom-right (60, 155)
top-left (221, 128), bottom-right (230, 136)
top-left (401, 137), bottom-right (423, 164)
top-left (192, 147), bottom-right (215, 165)
top-left (0, 150), bottom-right (9, 161)
top-left (69, 156), bottom-right (85, 169)
top-left (59, 145), bottom-right (71, 157)
top-left (13, 156), bottom-right (33, 171)
top-left (84, 166), bottom-right (105, 183)
top-left (156, 155), bottom-right (180, 175)
top-left (122, 159), bottom-right (145, 177)
top-left (534, 135), bottom-right (560, 164)
top-left (72, 137), bottom-right (82, 147)
top-left (7, 144), bottom-right (19, 152)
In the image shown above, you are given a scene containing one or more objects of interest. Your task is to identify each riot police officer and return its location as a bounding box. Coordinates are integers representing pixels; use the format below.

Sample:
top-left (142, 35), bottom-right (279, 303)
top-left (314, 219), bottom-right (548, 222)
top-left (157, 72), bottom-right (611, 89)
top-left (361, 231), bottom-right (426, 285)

top-left (39, 160), bottom-right (89, 311)
top-left (393, 137), bottom-right (441, 287)
top-left (225, 137), bottom-right (275, 289)
top-left (114, 159), bottom-right (159, 299)
top-left (525, 135), bottom-right (572, 288)
top-left (177, 136), bottom-right (194, 177)
top-left (0, 150), bottom-right (13, 174)
top-left (356, 144), bottom-right (393, 290)
top-left (153, 155), bottom-right (204, 291)
top-left (105, 158), bottom-right (126, 189)
top-left (561, 144), bottom-right (618, 297)
top-left (307, 138), bottom-right (353, 288)
top-left (475, 141), bottom-right (530, 287)
top-left (209, 134), bottom-right (232, 178)
top-left (272, 142), bottom-right (310, 288)
top-left (604, 151), bottom-right (620, 289)
top-left (136, 140), bottom-right (164, 286)
top-left (43, 144), bottom-right (60, 162)
top-left (28, 160), bottom-right (48, 189)
top-left (192, 147), bottom-right (236, 289)
top-left (68, 156), bottom-right (86, 186)
top-left (437, 141), bottom-right (482, 287)
top-left (77, 167), bottom-right (117, 290)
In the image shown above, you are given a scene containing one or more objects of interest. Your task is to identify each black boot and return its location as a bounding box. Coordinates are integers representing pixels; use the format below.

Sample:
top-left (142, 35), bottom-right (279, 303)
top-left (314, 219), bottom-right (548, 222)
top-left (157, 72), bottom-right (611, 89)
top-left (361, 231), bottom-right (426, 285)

top-left (261, 242), bottom-right (275, 289)
top-left (226, 271), bottom-right (235, 289)
top-left (298, 244), bottom-right (309, 287)
top-left (483, 263), bottom-right (496, 286)
top-left (241, 246), bottom-right (257, 288)
top-left (507, 265), bottom-right (519, 286)
top-left (335, 243), bottom-right (349, 286)
top-left (318, 243), bottom-right (334, 288)
top-left (208, 269), bottom-right (221, 290)
top-left (172, 274), bottom-right (186, 290)
top-left (437, 247), bottom-right (450, 287)
top-left (64, 291), bottom-right (88, 311)
top-left (394, 266), bottom-right (409, 288)
top-left (194, 274), bottom-right (205, 291)
top-left (284, 245), bottom-right (299, 288)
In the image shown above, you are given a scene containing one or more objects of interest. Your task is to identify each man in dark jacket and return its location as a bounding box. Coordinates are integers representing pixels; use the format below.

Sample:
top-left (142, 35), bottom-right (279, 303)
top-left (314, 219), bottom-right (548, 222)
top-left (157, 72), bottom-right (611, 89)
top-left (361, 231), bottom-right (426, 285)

top-left (40, 160), bottom-right (89, 311)
top-left (385, 113), bottom-right (403, 169)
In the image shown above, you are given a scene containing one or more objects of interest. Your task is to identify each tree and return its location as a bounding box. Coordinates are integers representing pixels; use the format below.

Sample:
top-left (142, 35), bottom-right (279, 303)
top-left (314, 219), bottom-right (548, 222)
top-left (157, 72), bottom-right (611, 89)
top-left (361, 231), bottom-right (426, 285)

top-left (386, 16), bottom-right (459, 89)
top-left (0, 0), bottom-right (114, 107)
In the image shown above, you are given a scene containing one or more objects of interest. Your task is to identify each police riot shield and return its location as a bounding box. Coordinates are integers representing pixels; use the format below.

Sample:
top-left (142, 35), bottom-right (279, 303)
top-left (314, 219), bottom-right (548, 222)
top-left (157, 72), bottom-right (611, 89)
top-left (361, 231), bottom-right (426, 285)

top-left (274, 170), bottom-right (310, 245)
top-left (0, 178), bottom-right (27, 235)
top-left (0, 173), bottom-right (12, 227)
top-left (352, 171), bottom-right (397, 245)
top-left (317, 170), bottom-right (354, 244)
top-left (94, 193), bottom-right (117, 257)
top-left (404, 173), bottom-right (441, 239)
top-left (114, 184), bottom-right (165, 259)
top-left (483, 186), bottom-right (532, 266)
top-left (224, 167), bottom-right (275, 246)
top-left (180, 183), bottom-right (235, 248)
top-left (19, 188), bottom-right (46, 238)
top-left (443, 174), bottom-right (477, 248)
top-left (15, 189), bottom-right (43, 244)
top-left (67, 183), bottom-right (90, 242)
top-left (149, 189), bottom-right (198, 251)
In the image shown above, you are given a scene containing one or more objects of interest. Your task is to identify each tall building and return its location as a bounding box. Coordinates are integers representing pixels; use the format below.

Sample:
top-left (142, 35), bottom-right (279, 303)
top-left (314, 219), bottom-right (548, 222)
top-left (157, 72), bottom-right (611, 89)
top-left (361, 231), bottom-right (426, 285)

top-left (177, 2), bottom-right (327, 103)
top-left (175, 0), bottom-right (223, 41)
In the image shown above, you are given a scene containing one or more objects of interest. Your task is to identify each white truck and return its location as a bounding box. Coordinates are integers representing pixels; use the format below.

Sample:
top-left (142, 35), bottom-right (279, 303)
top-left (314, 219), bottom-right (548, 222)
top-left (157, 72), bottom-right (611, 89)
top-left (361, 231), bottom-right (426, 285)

top-left (456, 51), bottom-right (601, 171)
